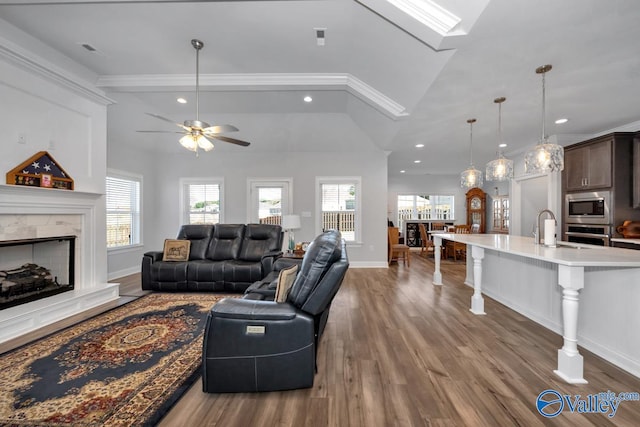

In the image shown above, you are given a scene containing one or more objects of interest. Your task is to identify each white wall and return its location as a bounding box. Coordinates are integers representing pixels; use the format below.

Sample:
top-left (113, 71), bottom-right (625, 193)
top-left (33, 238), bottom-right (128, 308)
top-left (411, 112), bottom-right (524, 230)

top-left (0, 25), bottom-right (111, 284)
top-left (147, 149), bottom-right (388, 267)
top-left (106, 144), bottom-right (158, 279)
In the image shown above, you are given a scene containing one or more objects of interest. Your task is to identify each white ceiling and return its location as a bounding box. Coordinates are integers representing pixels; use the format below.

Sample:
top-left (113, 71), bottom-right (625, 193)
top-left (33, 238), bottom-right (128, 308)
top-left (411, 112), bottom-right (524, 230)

top-left (1, 0), bottom-right (640, 176)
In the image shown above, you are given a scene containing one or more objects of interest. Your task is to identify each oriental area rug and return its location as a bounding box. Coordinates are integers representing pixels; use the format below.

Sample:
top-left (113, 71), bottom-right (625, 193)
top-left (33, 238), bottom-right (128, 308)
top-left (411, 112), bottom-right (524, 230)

top-left (0, 293), bottom-right (234, 427)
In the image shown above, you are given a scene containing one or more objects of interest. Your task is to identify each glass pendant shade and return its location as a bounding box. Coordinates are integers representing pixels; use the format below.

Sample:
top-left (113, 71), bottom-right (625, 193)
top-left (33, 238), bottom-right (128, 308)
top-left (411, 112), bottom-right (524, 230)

top-left (460, 118), bottom-right (483, 189)
top-left (486, 155), bottom-right (514, 181)
top-left (179, 134), bottom-right (214, 152)
top-left (179, 134), bottom-right (198, 151)
top-left (486, 97), bottom-right (514, 181)
top-left (461, 166), bottom-right (483, 189)
top-left (524, 141), bottom-right (564, 174)
top-left (524, 64), bottom-right (565, 174)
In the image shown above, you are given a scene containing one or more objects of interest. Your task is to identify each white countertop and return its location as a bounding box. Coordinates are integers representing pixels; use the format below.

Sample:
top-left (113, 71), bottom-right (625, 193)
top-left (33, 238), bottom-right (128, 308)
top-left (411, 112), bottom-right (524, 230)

top-left (432, 233), bottom-right (640, 267)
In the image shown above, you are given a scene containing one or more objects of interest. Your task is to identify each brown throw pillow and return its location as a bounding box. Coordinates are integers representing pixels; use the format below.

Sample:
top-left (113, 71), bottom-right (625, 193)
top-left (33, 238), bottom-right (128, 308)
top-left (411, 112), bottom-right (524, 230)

top-left (275, 264), bottom-right (298, 303)
top-left (162, 239), bottom-right (191, 262)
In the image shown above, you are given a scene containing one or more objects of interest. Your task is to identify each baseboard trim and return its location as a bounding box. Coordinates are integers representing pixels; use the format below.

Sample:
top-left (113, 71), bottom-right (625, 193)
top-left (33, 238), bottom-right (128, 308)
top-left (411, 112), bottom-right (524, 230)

top-left (349, 261), bottom-right (389, 268)
top-left (108, 266), bottom-right (139, 281)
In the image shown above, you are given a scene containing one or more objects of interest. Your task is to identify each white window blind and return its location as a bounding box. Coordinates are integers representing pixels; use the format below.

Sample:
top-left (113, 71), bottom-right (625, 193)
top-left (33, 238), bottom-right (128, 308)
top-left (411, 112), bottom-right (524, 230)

top-left (106, 174), bottom-right (141, 248)
top-left (185, 183), bottom-right (221, 224)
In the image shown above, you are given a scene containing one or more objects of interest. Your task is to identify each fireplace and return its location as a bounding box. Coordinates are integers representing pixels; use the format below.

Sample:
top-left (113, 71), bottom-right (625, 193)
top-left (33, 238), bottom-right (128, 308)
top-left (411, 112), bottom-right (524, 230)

top-left (0, 235), bottom-right (75, 310)
top-left (0, 185), bottom-right (119, 343)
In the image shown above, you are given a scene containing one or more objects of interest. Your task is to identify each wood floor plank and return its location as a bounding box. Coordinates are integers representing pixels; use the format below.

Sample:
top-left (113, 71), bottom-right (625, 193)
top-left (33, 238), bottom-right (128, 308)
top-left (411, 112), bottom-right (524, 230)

top-left (4, 257), bottom-right (640, 426)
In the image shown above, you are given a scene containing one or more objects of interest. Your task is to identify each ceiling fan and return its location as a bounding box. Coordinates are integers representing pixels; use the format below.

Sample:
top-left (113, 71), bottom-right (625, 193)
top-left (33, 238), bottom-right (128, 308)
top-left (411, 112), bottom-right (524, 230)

top-left (137, 39), bottom-right (250, 155)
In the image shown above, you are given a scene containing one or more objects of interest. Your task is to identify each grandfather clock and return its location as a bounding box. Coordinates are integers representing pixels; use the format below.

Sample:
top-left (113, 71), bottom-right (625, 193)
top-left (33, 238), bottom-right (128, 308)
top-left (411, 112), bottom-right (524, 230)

top-left (466, 187), bottom-right (486, 233)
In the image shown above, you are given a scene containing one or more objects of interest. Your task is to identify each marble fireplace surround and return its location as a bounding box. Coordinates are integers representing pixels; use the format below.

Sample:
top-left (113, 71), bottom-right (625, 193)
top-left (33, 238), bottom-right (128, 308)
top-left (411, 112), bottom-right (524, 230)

top-left (0, 185), bottom-right (118, 343)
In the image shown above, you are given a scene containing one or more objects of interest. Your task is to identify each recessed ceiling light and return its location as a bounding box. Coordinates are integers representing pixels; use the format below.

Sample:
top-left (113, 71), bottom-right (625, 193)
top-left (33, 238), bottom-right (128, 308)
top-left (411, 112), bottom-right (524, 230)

top-left (177, 97), bottom-right (187, 104)
top-left (80, 43), bottom-right (97, 52)
top-left (303, 96), bottom-right (313, 103)
top-left (499, 143), bottom-right (507, 148)
top-left (415, 144), bottom-right (424, 148)
top-left (555, 118), bottom-right (569, 124)
top-left (400, 170), bottom-right (406, 173)
top-left (414, 160), bottom-right (421, 164)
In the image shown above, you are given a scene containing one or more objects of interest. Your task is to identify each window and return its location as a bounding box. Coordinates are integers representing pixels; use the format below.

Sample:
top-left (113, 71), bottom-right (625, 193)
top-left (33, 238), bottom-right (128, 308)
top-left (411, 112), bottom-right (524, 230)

top-left (397, 194), bottom-right (454, 231)
top-left (247, 179), bottom-right (292, 225)
top-left (180, 178), bottom-right (224, 225)
top-left (106, 170), bottom-right (141, 249)
top-left (317, 177), bottom-right (361, 242)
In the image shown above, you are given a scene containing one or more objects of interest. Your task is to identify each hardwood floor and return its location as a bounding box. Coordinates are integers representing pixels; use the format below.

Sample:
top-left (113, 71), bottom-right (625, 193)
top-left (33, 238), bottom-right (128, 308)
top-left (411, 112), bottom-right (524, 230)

top-left (2, 255), bottom-right (640, 426)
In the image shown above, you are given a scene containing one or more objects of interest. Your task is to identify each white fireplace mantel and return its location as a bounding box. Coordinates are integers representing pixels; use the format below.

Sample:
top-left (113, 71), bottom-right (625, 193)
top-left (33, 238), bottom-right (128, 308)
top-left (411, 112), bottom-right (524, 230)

top-left (0, 184), bottom-right (118, 343)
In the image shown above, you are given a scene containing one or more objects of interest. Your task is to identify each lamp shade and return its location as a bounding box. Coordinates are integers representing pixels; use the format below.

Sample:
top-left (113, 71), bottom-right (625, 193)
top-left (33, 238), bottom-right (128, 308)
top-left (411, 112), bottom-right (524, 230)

top-left (524, 141), bottom-right (564, 173)
top-left (281, 214), bottom-right (301, 230)
top-left (460, 118), bottom-right (483, 189)
top-left (486, 155), bottom-right (514, 181)
top-left (524, 64), bottom-right (564, 174)
top-left (179, 134), bottom-right (198, 151)
top-left (486, 96), bottom-right (514, 181)
top-left (460, 167), bottom-right (483, 189)
top-left (180, 134), bottom-right (214, 152)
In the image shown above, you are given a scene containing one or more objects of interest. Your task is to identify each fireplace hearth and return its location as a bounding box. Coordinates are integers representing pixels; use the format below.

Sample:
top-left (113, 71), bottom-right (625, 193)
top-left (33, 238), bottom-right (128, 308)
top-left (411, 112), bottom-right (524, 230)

top-left (0, 236), bottom-right (75, 310)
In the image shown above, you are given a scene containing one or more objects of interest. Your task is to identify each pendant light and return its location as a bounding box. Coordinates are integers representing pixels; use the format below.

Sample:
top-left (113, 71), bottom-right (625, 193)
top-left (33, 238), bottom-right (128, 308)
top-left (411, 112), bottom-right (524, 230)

top-left (460, 118), bottom-right (483, 189)
top-left (486, 97), bottom-right (514, 181)
top-left (524, 64), bottom-right (564, 174)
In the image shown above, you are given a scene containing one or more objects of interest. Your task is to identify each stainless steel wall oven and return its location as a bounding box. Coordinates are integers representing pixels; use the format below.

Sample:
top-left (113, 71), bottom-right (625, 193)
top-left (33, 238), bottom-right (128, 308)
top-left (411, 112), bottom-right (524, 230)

top-left (564, 224), bottom-right (610, 246)
top-left (564, 191), bottom-right (612, 246)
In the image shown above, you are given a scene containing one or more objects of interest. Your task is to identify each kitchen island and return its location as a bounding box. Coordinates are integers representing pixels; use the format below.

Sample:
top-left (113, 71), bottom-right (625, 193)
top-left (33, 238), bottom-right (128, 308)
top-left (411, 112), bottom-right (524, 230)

top-left (432, 233), bottom-right (640, 384)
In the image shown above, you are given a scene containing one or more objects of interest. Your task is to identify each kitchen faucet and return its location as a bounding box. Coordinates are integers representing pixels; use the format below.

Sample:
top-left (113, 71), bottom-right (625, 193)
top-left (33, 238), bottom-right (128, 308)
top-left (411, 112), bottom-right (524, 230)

top-left (535, 209), bottom-right (557, 246)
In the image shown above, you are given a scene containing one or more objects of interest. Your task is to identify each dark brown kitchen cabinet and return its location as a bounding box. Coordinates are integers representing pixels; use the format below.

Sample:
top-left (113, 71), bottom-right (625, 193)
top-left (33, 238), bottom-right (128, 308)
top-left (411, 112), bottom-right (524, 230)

top-left (634, 134), bottom-right (640, 208)
top-left (562, 132), bottom-right (638, 241)
top-left (564, 137), bottom-right (612, 191)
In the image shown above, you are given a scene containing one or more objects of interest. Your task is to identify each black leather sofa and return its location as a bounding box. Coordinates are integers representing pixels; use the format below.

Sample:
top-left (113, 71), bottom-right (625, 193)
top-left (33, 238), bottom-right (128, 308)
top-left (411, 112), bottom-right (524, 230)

top-left (202, 229), bottom-right (349, 393)
top-left (141, 223), bottom-right (283, 293)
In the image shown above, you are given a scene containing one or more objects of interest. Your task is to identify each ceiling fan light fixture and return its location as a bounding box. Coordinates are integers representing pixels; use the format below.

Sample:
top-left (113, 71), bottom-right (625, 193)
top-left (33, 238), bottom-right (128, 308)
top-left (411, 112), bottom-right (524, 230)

top-left (179, 134), bottom-right (198, 152)
top-left (198, 135), bottom-right (214, 151)
top-left (139, 39), bottom-right (251, 153)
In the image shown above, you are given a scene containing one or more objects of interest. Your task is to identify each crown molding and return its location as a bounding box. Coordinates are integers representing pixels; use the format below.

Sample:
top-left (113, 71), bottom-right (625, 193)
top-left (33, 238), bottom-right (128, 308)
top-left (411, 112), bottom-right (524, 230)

top-left (96, 72), bottom-right (409, 119)
top-left (0, 36), bottom-right (115, 105)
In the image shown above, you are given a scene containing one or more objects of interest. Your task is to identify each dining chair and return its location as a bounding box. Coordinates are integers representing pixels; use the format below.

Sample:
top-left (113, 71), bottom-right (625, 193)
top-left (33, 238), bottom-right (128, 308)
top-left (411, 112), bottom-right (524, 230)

top-left (451, 225), bottom-right (471, 261)
top-left (432, 222), bottom-right (446, 231)
top-left (388, 226), bottom-right (410, 266)
top-left (418, 223), bottom-right (434, 258)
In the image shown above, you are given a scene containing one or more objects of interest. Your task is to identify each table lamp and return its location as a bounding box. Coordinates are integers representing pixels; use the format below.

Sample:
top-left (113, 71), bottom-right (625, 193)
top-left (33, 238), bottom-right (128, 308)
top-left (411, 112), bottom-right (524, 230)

top-left (281, 214), bottom-right (301, 252)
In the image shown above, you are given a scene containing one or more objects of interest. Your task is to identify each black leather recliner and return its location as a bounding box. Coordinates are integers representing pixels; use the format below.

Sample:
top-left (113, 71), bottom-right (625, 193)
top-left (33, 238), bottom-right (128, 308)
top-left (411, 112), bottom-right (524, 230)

top-left (202, 229), bottom-right (349, 393)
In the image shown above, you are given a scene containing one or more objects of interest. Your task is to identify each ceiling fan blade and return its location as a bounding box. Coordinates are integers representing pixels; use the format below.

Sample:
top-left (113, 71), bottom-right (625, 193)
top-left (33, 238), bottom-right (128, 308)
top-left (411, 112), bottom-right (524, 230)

top-left (211, 135), bottom-right (251, 147)
top-left (136, 130), bottom-right (186, 134)
top-left (203, 124), bottom-right (239, 134)
top-left (145, 112), bottom-right (190, 131)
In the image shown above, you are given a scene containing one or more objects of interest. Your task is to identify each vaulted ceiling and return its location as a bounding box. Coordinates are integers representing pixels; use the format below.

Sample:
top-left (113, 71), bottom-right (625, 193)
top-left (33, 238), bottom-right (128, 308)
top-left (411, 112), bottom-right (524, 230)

top-left (1, 0), bottom-right (639, 177)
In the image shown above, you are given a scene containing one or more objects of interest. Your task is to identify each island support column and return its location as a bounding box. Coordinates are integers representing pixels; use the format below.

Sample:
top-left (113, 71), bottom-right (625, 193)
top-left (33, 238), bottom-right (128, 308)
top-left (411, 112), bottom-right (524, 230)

top-left (469, 245), bottom-right (485, 315)
top-left (433, 236), bottom-right (442, 286)
top-left (554, 264), bottom-right (588, 384)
